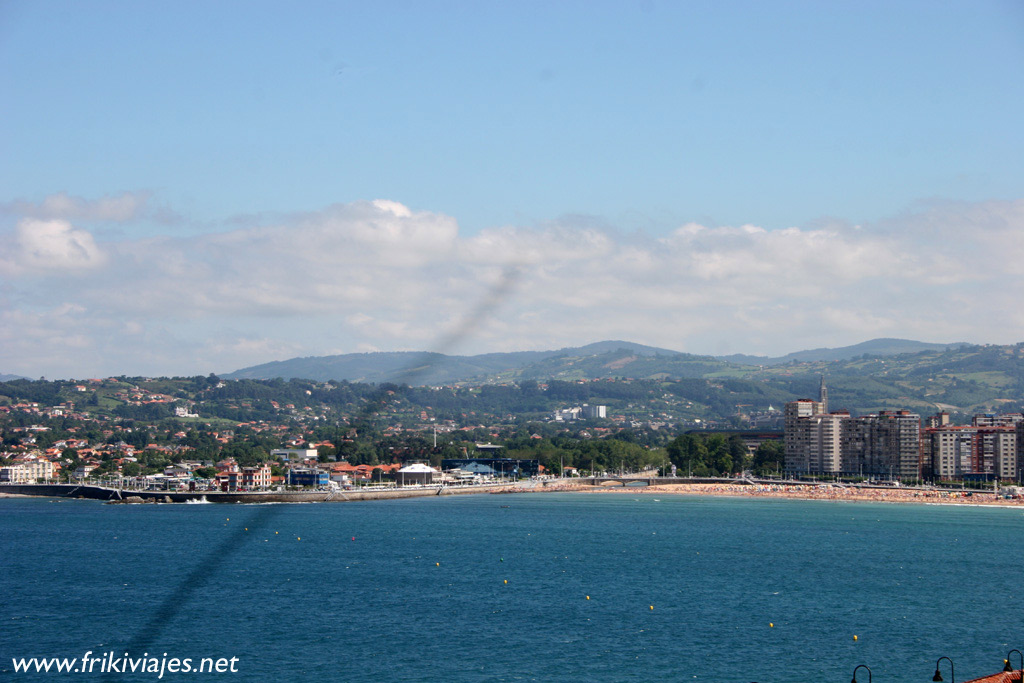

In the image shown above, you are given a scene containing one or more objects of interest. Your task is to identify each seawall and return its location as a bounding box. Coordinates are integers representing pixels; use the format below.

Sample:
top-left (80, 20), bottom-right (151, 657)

top-left (0, 482), bottom-right (516, 503)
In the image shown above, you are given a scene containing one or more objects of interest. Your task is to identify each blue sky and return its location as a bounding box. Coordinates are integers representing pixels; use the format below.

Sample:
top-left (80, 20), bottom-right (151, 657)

top-left (1, 1), bottom-right (1023, 378)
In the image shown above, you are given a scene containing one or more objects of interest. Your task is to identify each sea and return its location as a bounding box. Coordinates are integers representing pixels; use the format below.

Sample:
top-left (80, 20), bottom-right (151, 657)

top-left (2, 492), bottom-right (1023, 682)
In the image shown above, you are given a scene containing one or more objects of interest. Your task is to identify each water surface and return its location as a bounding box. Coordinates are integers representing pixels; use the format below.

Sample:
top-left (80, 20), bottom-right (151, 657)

top-left (2, 493), bottom-right (1021, 682)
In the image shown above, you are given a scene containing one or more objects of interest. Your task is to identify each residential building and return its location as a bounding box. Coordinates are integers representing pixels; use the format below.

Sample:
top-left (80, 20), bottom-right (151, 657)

top-left (241, 464), bottom-right (272, 489)
top-left (972, 413), bottom-right (1023, 428)
top-left (786, 400), bottom-right (921, 479)
top-left (1, 458), bottom-right (56, 483)
top-left (924, 425), bottom-right (1017, 480)
top-left (783, 399), bottom-right (825, 474)
top-left (805, 413), bottom-right (844, 474)
top-left (992, 429), bottom-right (1018, 481)
top-left (925, 427), bottom-right (977, 479)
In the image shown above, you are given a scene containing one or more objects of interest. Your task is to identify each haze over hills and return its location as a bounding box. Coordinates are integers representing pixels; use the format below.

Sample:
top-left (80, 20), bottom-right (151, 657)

top-left (223, 338), bottom-right (969, 385)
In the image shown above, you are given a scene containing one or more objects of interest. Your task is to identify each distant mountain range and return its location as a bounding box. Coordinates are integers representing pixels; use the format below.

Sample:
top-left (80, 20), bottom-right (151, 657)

top-left (3, 339), bottom-right (1019, 418)
top-left (719, 338), bottom-right (968, 366)
top-left (223, 340), bottom-right (674, 385)
top-left (223, 338), bottom-right (970, 385)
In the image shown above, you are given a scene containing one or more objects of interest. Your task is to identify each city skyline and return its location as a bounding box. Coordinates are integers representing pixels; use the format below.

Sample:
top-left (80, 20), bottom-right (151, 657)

top-left (2, 1), bottom-right (1022, 378)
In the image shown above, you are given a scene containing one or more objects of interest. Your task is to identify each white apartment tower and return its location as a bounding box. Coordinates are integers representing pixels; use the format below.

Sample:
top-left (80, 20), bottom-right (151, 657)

top-left (784, 398), bottom-right (826, 474)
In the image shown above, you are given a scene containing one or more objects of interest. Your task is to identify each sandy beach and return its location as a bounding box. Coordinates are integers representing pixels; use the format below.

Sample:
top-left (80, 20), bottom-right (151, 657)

top-left (537, 480), bottom-right (1024, 507)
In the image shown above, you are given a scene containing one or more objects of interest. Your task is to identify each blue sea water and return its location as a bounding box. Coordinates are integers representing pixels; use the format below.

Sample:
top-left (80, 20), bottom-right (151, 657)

top-left (2, 492), bottom-right (1023, 682)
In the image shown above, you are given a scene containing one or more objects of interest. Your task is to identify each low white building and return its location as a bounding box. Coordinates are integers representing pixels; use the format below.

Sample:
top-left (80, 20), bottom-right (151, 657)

top-left (396, 463), bottom-right (437, 486)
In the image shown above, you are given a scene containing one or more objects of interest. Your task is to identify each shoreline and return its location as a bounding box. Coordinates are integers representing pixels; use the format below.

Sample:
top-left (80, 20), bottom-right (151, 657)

top-left (556, 481), bottom-right (1024, 507)
top-left (0, 482), bottom-right (518, 503)
top-left (4, 481), bottom-right (1021, 509)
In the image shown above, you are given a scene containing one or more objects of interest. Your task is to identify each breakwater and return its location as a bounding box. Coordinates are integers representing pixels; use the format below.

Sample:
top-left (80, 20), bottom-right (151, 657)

top-left (0, 482), bottom-right (516, 503)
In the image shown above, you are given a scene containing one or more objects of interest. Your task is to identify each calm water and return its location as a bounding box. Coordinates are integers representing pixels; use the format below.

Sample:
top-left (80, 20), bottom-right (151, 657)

top-left (2, 492), bottom-right (1023, 682)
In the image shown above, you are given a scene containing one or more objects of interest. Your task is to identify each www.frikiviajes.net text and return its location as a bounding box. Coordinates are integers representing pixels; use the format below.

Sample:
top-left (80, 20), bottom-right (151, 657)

top-left (11, 652), bottom-right (240, 678)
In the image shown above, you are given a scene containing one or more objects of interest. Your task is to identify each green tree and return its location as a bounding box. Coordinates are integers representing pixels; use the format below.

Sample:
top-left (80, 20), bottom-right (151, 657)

top-left (667, 434), bottom-right (709, 476)
top-left (752, 440), bottom-right (784, 476)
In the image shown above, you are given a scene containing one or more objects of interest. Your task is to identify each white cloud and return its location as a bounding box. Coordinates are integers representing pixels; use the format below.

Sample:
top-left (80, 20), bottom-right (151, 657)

top-left (1, 196), bottom-right (1022, 378)
top-left (10, 218), bottom-right (107, 272)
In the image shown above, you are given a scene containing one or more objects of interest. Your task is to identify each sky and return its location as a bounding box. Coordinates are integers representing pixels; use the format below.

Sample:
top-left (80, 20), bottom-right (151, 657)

top-left (1, 0), bottom-right (1023, 379)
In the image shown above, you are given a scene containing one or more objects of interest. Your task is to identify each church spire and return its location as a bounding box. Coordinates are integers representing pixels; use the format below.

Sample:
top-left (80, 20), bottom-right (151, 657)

top-left (819, 375), bottom-right (828, 413)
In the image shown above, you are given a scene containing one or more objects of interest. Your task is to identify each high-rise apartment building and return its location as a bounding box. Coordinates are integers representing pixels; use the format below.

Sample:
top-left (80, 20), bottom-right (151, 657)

top-left (784, 399), bottom-right (825, 474)
top-left (785, 393), bottom-right (921, 478)
top-left (925, 427), bottom-right (974, 479)
top-left (992, 429), bottom-right (1018, 480)
top-left (841, 411), bottom-right (921, 479)
top-left (921, 424), bottom-right (1017, 480)
top-left (805, 413), bottom-right (844, 473)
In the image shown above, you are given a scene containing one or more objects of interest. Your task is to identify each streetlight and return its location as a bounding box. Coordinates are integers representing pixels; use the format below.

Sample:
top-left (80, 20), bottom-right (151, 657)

top-left (932, 656), bottom-right (954, 682)
top-left (851, 664), bottom-right (872, 683)
top-left (1003, 649), bottom-right (1023, 677)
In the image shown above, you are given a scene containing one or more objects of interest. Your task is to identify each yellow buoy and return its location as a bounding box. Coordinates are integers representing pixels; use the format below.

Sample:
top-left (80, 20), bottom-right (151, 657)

top-left (853, 635), bottom-right (858, 641)
top-left (586, 596), bottom-right (590, 600)
top-left (649, 605), bottom-right (654, 610)
top-left (770, 623), bottom-right (774, 628)
top-left (436, 562), bottom-right (440, 566)
top-left (297, 537), bottom-right (300, 540)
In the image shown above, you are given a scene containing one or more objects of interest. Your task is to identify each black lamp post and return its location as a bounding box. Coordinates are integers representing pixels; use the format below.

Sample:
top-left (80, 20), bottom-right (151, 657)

top-left (932, 656), bottom-right (954, 682)
top-left (851, 664), bottom-right (872, 683)
top-left (1003, 649), bottom-right (1023, 679)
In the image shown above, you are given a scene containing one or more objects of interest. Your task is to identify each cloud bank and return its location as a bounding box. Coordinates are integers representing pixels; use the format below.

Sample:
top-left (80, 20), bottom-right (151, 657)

top-left (1, 195), bottom-right (1022, 378)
